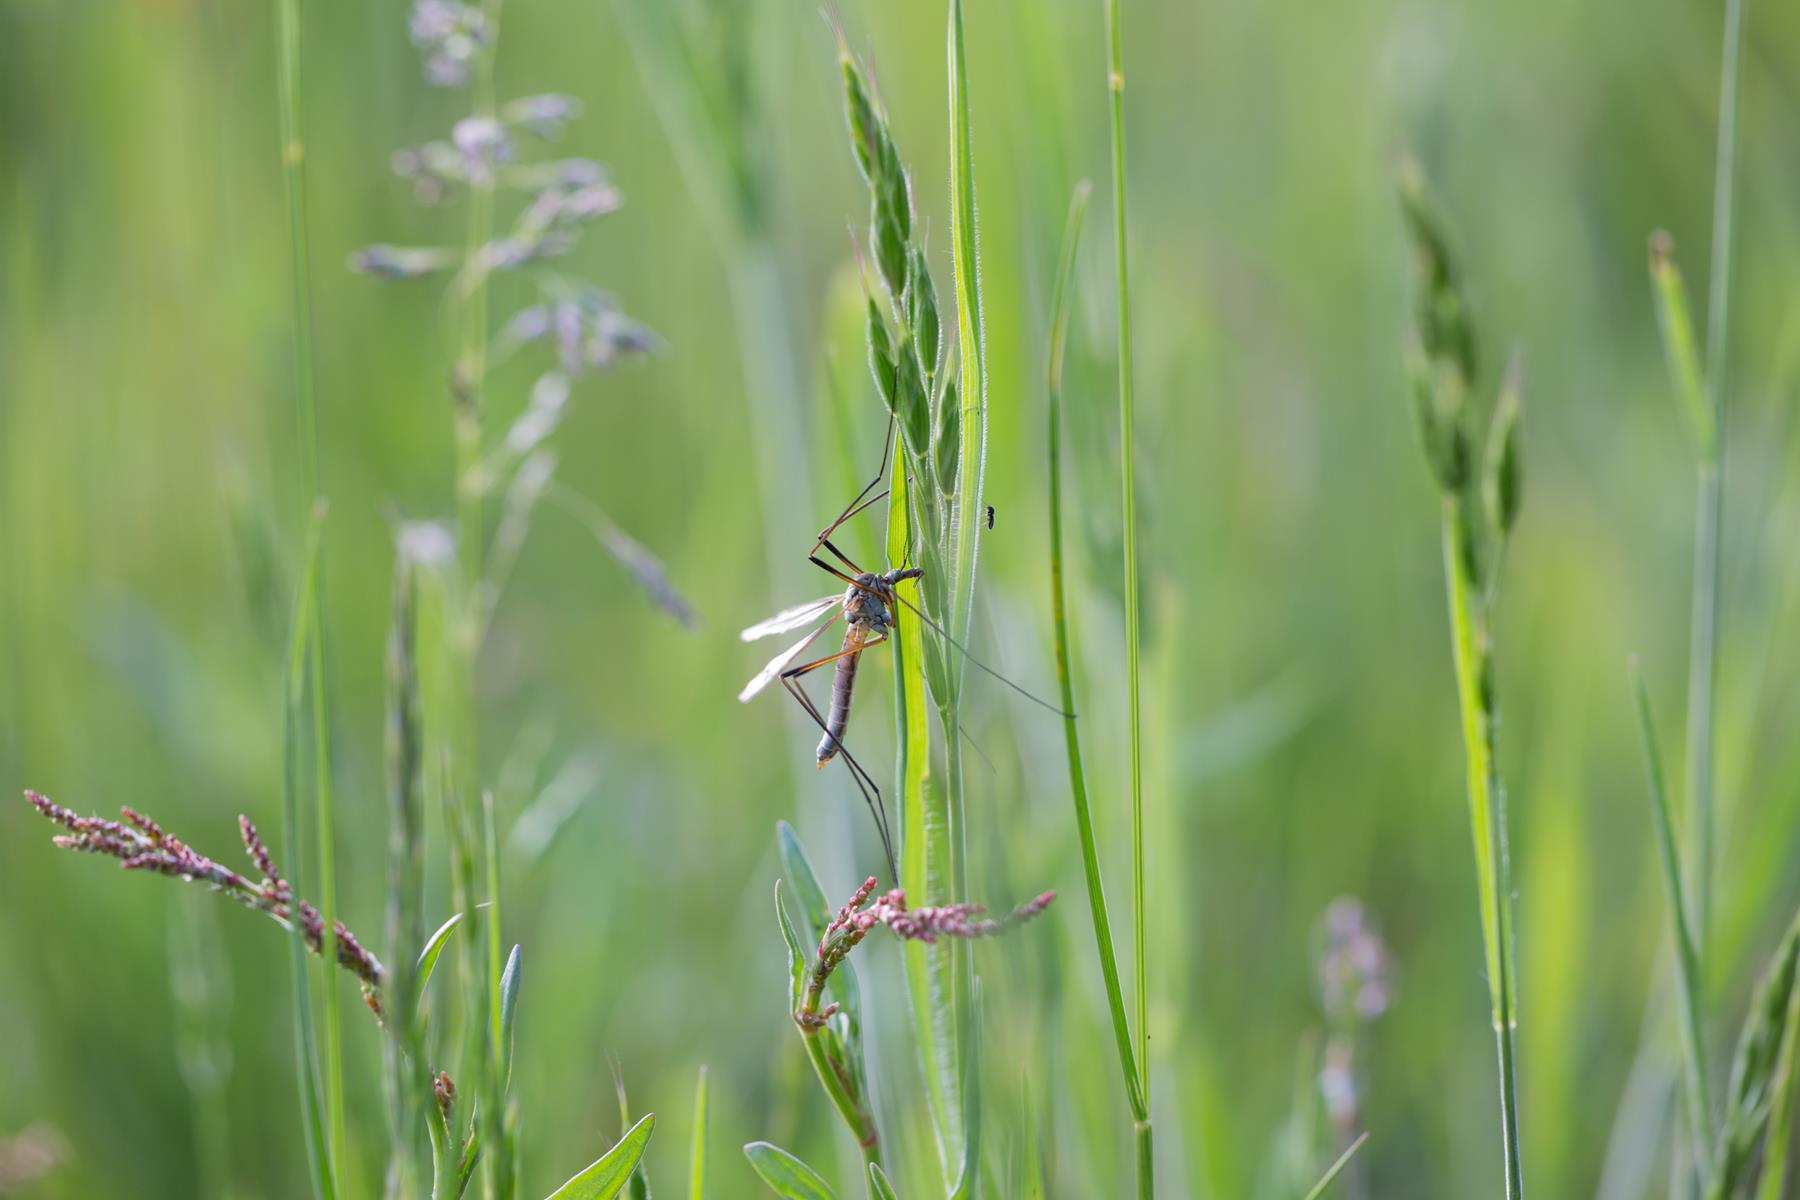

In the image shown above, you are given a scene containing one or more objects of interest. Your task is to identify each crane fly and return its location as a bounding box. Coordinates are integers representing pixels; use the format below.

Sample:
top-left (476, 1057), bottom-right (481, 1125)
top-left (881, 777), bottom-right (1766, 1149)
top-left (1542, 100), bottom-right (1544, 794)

top-left (739, 421), bottom-right (1068, 881)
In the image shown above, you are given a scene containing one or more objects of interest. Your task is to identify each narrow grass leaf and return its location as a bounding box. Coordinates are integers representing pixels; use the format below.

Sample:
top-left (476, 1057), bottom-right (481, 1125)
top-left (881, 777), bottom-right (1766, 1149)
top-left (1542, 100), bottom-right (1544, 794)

top-left (690, 1066), bottom-right (709, 1200)
top-left (282, 504), bottom-right (336, 1200)
top-left (499, 943), bottom-right (522, 1084)
top-left (868, 1163), bottom-right (899, 1200)
top-left (743, 1142), bottom-right (837, 1200)
top-left (543, 1113), bottom-right (657, 1200)
top-left (1753, 962), bottom-right (1800, 1200)
top-left (1301, 1132), bottom-right (1370, 1200)
top-left (1711, 908), bottom-right (1800, 1199)
top-left (775, 881), bottom-right (807, 1009)
top-left (416, 912), bottom-right (466, 1005)
top-left (1631, 662), bottom-right (1713, 1177)
top-left (1044, 181), bottom-right (1144, 1125)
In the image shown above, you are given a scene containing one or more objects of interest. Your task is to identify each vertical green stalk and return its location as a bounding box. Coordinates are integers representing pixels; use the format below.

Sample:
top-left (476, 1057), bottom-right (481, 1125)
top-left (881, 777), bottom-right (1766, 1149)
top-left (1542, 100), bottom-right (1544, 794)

top-left (1631, 665), bottom-right (1714, 1179)
top-left (1442, 505), bottom-right (1524, 1200)
top-left (1046, 182), bottom-right (1152, 1186)
top-left (1686, 0), bottom-right (1748, 954)
top-left (1102, 1), bottom-right (1152, 1186)
top-left (274, 0), bottom-right (343, 1184)
top-left (284, 509), bottom-right (336, 1200)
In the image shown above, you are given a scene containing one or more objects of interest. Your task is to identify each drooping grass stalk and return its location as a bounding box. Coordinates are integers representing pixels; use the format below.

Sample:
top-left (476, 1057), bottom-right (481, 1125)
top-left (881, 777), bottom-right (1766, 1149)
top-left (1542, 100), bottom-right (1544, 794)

top-left (1045, 181), bottom-right (1151, 1187)
top-left (1686, 0), bottom-right (1749, 962)
top-left (283, 504), bottom-right (336, 1200)
top-left (1101, 2), bottom-right (1151, 1160)
top-left (1630, 663), bottom-right (1714, 1179)
top-left (1398, 161), bottom-right (1526, 1200)
top-left (273, 0), bottom-right (345, 1182)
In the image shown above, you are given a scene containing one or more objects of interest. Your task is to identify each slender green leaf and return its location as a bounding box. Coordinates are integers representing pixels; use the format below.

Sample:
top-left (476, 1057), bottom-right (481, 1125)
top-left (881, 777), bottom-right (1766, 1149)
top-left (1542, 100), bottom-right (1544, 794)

top-left (1302, 1132), bottom-right (1370, 1200)
top-left (499, 943), bottom-right (522, 1084)
top-left (282, 503), bottom-right (335, 1200)
top-left (1754, 965), bottom-right (1800, 1200)
top-left (1018, 1079), bottom-right (1044, 1200)
top-left (1045, 180), bottom-right (1144, 1127)
top-left (743, 1142), bottom-right (837, 1200)
top-left (690, 1066), bottom-right (709, 1200)
top-left (949, 976), bottom-right (983, 1200)
top-left (868, 1163), bottom-right (898, 1200)
top-left (774, 881), bottom-right (807, 1010)
top-left (416, 912), bottom-right (466, 1003)
top-left (1631, 663), bottom-right (1713, 1177)
top-left (544, 1113), bottom-right (658, 1200)
top-left (777, 821), bottom-right (832, 942)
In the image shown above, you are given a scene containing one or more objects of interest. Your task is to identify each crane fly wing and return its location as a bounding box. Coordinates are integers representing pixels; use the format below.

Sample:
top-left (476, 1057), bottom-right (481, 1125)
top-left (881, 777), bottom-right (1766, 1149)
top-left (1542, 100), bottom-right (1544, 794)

top-left (738, 614), bottom-right (839, 702)
top-left (739, 594), bottom-right (840, 642)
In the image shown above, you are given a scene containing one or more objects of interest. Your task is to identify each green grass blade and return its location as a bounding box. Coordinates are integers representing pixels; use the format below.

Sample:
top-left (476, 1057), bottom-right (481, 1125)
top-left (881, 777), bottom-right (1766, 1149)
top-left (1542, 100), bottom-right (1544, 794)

top-left (1753, 967), bottom-right (1800, 1200)
top-left (1630, 662), bottom-right (1714, 1178)
top-left (544, 1113), bottom-right (657, 1200)
top-left (1687, 0), bottom-right (1748, 983)
top-left (743, 1142), bottom-right (837, 1200)
top-left (499, 943), bottom-right (522, 1085)
top-left (891, 442), bottom-right (961, 1171)
top-left (1441, 506), bottom-right (1525, 1199)
top-left (868, 1162), bottom-right (899, 1200)
top-left (690, 1066), bottom-right (709, 1200)
top-left (282, 504), bottom-right (335, 1200)
top-left (416, 912), bottom-right (466, 1005)
top-left (777, 819), bottom-right (835, 944)
top-left (1102, 1), bottom-right (1152, 1174)
top-left (1018, 1080), bottom-right (1044, 1200)
top-left (1301, 1132), bottom-right (1370, 1200)
top-left (945, 0), bottom-right (987, 665)
top-left (1045, 181), bottom-right (1145, 1128)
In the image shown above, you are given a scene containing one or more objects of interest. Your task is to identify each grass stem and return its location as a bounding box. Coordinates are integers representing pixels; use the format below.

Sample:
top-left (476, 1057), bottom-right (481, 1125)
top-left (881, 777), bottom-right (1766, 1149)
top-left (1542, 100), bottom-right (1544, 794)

top-left (1630, 663), bottom-right (1714, 1180)
top-left (1045, 181), bottom-right (1149, 1158)
top-left (1102, 1), bottom-right (1153, 1190)
top-left (1442, 501), bottom-right (1524, 1200)
top-left (1687, 0), bottom-right (1747, 962)
top-left (273, 0), bottom-right (344, 1184)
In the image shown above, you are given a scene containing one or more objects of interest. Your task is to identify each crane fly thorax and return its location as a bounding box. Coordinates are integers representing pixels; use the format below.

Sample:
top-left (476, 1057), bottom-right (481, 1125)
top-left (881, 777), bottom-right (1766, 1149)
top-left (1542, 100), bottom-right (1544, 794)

top-left (842, 573), bottom-right (896, 637)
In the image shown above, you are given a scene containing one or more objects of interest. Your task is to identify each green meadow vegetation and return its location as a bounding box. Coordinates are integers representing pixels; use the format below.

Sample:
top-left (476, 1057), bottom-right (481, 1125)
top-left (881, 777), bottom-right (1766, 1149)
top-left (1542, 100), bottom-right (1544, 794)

top-left (4, 0), bottom-right (1800, 1196)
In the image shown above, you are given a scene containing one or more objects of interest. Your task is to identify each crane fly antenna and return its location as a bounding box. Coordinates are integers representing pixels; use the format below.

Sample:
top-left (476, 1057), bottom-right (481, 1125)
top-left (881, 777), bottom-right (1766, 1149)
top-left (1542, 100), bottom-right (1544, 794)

top-left (893, 591), bottom-right (1073, 718)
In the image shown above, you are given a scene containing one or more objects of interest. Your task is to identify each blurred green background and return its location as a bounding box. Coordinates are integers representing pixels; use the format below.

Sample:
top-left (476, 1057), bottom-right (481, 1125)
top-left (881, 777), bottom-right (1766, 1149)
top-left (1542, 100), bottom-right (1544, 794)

top-left (4, 0), bottom-right (1800, 1195)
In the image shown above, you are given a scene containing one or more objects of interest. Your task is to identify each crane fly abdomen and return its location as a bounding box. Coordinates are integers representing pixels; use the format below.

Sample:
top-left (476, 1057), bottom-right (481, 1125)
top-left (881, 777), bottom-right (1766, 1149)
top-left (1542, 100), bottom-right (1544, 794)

top-left (817, 643), bottom-right (862, 765)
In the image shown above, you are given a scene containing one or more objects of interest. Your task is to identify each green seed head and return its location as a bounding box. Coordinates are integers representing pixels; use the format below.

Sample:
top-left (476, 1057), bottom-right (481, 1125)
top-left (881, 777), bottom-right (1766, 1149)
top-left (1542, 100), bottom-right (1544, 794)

top-left (1484, 358), bottom-right (1524, 538)
top-left (934, 381), bottom-right (960, 494)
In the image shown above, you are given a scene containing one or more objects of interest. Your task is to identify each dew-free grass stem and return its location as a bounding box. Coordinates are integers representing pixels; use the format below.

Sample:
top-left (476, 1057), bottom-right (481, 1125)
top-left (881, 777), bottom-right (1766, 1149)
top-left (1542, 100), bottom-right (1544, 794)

top-left (1631, 663), bottom-right (1714, 1180)
top-left (1102, 0), bottom-right (1153, 1191)
top-left (1687, 0), bottom-right (1748, 960)
top-left (1046, 182), bottom-right (1148, 1148)
top-left (274, 0), bottom-right (344, 1185)
top-left (1442, 502), bottom-right (1523, 1200)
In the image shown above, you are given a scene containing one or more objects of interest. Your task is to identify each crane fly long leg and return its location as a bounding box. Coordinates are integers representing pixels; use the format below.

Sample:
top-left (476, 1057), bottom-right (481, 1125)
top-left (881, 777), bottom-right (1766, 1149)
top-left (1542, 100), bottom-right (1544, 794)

top-left (889, 591), bottom-right (1073, 718)
top-left (812, 413), bottom-right (897, 556)
top-left (779, 638), bottom-right (897, 881)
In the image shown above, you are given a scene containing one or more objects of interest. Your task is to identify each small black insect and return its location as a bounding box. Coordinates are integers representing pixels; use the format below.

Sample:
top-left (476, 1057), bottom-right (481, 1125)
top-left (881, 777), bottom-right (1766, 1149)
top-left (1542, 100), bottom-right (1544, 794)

top-left (985, 504), bottom-right (995, 530)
